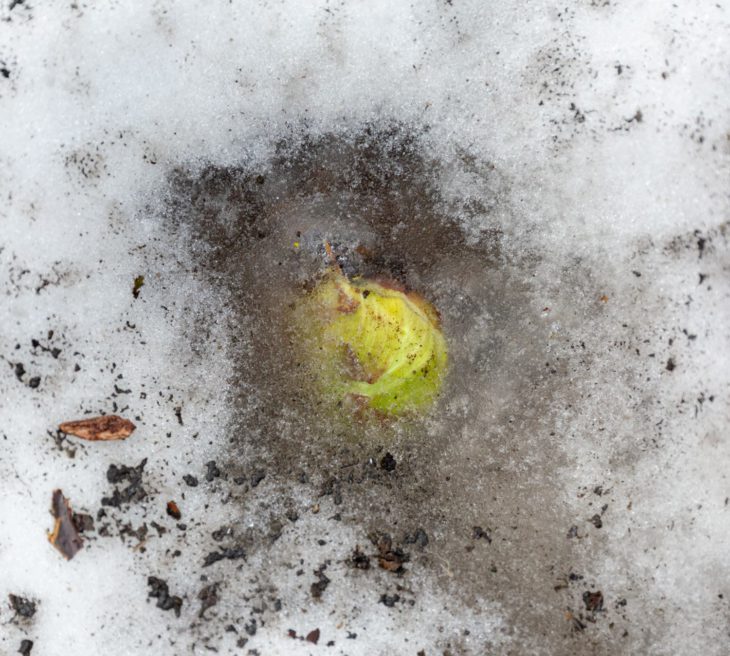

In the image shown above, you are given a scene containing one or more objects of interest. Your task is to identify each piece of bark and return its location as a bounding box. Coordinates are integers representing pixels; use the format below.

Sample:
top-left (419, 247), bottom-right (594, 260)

top-left (58, 415), bottom-right (136, 441)
top-left (48, 490), bottom-right (83, 560)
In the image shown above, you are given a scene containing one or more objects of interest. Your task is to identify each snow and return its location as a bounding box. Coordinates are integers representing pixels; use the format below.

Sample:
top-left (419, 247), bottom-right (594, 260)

top-left (1, 1), bottom-right (728, 655)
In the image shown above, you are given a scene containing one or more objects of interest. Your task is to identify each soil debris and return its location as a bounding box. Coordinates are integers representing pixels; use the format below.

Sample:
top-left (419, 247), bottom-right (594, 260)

top-left (583, 590), bottom-right (604, 613)
top-left (349, 545), bottom-right (371, 570)
top-left (72, 512), bottom-right (95, 533)
top-left (198, 583), bottom-right (219, 618)
top-left (380, 452), bottom-right (397, 472)
top-left (8, 594), bottom-right (37, 619)
top-left (472, 526), bottom-right (492, 543)
top-left (250, 468), bottom-right (266, 487)
top-left (202, 546), bottom-right (246, 567)
top-left (205, 460), bottom-right (221, 482)
top-left (102, 459), bottom-right (147, 507)
top-left (147, 576), bottom-right (183, 617)
top-left (404, 528), bottom-right (429, 549)
top-left (589, 514), bottom-right (603, 529)
top-left (379, 593), bottom-right (401, 607)
top-left (288, 628), bottom-right (322, 644)
top-left (310, 563), bottom-right (330, 599)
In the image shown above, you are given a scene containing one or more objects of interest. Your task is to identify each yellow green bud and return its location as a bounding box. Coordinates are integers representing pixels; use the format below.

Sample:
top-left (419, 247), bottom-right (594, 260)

top-left (300, 263), bottom-right (448, 416)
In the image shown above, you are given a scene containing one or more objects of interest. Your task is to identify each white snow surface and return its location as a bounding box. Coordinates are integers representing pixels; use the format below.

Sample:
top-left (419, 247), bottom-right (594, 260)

top-left (1, 1), bottom-right (728, 655)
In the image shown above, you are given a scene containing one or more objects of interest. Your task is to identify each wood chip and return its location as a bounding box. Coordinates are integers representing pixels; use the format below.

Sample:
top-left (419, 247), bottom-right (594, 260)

top-left (58, 415), bottom-right (136, 441)
top-left (48, 490), bottom-right (83, 560)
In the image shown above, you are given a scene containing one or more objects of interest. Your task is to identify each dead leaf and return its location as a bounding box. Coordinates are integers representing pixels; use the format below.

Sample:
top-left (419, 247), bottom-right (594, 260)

top-left (132, 275), bottom-right (145, 298)
top-left (306, 629), bottom-right (320, 644)
top-left (48, 490), bottom-right (83, 560)
top-left (370, 532), bottom-right (408, 573)
top-left (378, 555), bottom-right (404, 572)
top-left (59, 415), bottom-right (136, 441)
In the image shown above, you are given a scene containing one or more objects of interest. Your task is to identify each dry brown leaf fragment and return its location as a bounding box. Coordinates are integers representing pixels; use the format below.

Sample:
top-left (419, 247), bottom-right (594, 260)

top-left (166, 501), bottom-right (181, 520)
top-left (48, 489), bottom-right (83, 560)
top-left (370, 532), bottom-right (408, 573)
top-left (378, 554), bottom-right (405, 572)
top-left (58, 415), bottom-right (136, 441)
top-left (132, 274), bottom-right (145, 298)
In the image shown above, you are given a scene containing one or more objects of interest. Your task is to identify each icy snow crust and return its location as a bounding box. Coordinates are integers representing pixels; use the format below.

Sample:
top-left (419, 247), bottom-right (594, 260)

top-left (1, 1), bottom-right (729, 655)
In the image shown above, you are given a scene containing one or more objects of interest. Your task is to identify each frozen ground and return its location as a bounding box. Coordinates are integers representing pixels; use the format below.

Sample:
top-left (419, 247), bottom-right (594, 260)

top-left (1, 1), bottom-right (729, 655)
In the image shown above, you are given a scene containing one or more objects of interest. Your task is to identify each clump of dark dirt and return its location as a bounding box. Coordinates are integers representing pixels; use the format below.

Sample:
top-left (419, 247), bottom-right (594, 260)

top-left (379, 593), bottom-right (401, 607)
top-left (147, 576), bottom-right (183, 617)
top-left (380, 452), bottom-right (397, 472)
top-left (472, 526), bottom-right (492, 543)
top-left (583, 590), bottom-right (604, 613)
top-left (72, 512), bottom-right (95, 533)
top-left (9, 594), bottom-right (37, 619)
top-left (249, 469), bottom-right (266, 487)
top-left (18, 639), bottom-right (34, 656)
top-left (404, 528), bottom-right (429, 549)
top-left (348, 546), bottom-right (371, 570)
top-left (203, 546), bottom-right (246, 567)
top-left (310, 563), bottom-right (331, 599)
top-left (198, 583), bottom-right (219, 618)
top-left (204, 460), bottom-right (221, 482)
top-left (589, 514), bottom-right (603, 529)
top-left (102, 459), bottom-right (147, 507)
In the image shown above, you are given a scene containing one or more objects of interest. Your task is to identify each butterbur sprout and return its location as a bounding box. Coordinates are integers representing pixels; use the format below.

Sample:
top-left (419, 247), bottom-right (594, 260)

top-left (298, 244), bottom-right (448, 417)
